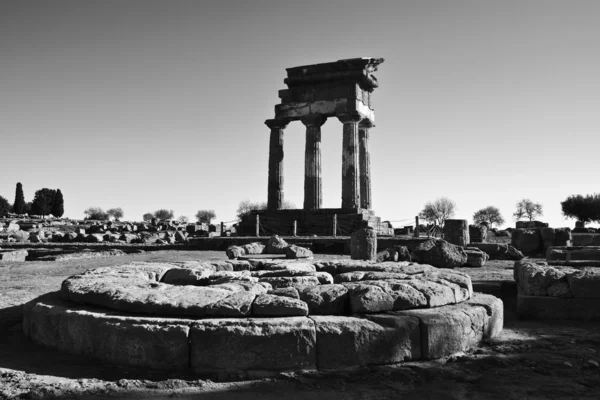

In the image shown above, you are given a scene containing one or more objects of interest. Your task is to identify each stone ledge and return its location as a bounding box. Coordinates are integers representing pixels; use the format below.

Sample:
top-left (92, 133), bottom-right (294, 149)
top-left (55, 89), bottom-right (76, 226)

top-left (23, 291), bottom-right (503, 379)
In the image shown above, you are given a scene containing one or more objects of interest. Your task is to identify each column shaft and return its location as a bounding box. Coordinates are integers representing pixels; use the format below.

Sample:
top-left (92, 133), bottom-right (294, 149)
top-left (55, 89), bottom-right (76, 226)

top-left (265, 119), bottom-right (288, 210)
top-left (338, 113), bottom-right (362, 209)
top-left (302, 114), bottom-right (327, 210)
top-left (359, 122), bottom-right (373, 209)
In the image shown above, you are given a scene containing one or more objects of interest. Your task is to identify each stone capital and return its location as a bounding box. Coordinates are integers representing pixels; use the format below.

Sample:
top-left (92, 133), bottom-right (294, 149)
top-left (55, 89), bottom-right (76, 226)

top-left (359, 119), bottom-right (375, 129)
top-left (337, 112), bottom-right (364, 125)
top-left (301, 113), bottom-right (327, 128)
top-left (265, 119), bottom-right (290, 130)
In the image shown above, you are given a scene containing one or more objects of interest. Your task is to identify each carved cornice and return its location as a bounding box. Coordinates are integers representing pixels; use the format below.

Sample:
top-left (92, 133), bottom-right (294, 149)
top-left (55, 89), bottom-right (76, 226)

top-left (359, 119), bottom-right (375, 129)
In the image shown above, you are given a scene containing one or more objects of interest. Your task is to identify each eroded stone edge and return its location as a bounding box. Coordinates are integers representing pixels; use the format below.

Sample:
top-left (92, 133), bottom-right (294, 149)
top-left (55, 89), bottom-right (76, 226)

top-left (23, 291), bottom-right (503, 377)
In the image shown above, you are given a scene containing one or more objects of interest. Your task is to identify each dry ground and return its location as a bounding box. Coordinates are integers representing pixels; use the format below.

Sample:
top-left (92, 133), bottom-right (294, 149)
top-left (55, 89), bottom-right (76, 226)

top-left (1, 251), bottom-right (600, 399)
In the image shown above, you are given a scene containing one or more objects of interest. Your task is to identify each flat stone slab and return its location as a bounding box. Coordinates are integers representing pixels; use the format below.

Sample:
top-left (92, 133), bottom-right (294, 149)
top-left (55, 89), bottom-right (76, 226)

top-left (0, 249), bottom-right (28, 261)
top-left (23, 290), bottom-right (503, 379)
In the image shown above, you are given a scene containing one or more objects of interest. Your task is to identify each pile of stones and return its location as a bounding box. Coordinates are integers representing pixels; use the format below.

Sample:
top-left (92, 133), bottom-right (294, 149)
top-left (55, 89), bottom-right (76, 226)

top-left (0, 218), bottom-right (212, 245)
top-left (24, 258), bottom-right (503, 379)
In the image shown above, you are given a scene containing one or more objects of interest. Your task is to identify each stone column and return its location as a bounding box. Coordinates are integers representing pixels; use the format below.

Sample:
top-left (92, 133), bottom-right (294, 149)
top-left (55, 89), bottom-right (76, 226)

top-left (301, 114), bottom-right (327, 210)
top-left (359, 120), bottom-right (373, 210)
top-left (265, 119), bottom-right (289, 210)
top-left (443, 219), bottom-right (470, 246)
top-left (338, 112), bottom-right (362, 209)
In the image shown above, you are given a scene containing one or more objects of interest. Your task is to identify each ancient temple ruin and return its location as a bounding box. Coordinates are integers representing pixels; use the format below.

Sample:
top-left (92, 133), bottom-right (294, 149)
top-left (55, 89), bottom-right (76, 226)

top-left (239, 58), bottom-right (391, 236)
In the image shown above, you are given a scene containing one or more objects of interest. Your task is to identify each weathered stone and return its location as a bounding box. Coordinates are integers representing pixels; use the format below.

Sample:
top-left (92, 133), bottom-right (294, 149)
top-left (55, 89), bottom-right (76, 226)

top-left (512, 229), bottom-right (541, 254)
top-left (268, 287), bottom-right (300, 299)
top-left (348, 284), bottom-right (394, 313)
top-left (411, 240), bottom-right (467, 269)
top-left (206, 270), bottom-right (256, 285)
top-left (299, 285), bottom-right (349, 315)
top-left (567, 268), bottom-right (600, 298)
top-left (395, 303), bottom-right (488, 359)
top-left (404, 279), bottom-right (457, 307)
top-left (358, 280), bottom-right (428, 310)
top-left (313, 271), bottom-right (334, 284)
top-left (160, 265), bottom-right (216, 285)
top-left (285, 245), bottom-right (313, 259)
top-left (25, 294), bottom-right (190, 370)
top-left (311, 315), bottom-right (420, 369)
top-left (376, 247), bottom-right (412, 263)
top-left (190, 317), bottom-right (316, 376)
top-left (226, 245), bottom-right (245, 259)
top-left (119, 233), bottom-right (138, 243)
top-left (87, 233), bottom-right (105, 243)
top-left (252, 294), bottom-right (309, 316)
top-left (0, 250), bottom-right (28, 262)
top-left (259, 275), bottom-right (320, 290)
top-left (469, 224), bottom-right (487, 243)
top-left (266, 235), bottom-right (288, 254)
top-left (554, 228), bottom-right (572, 246)
top-left (514, 260), bottom-right (570, 296)
top-left (443, 219), bottom-right (470, 246)
top-left (242, 242), bottom-right (266, 255)
top-left (463, 248), bottom-right (489, 268)
top-left (205, 290), bottom-right (256, 317)
top-left (350, 228), bottom-right (377, 261)
top-left (464, 293), bottom-right (504, 338)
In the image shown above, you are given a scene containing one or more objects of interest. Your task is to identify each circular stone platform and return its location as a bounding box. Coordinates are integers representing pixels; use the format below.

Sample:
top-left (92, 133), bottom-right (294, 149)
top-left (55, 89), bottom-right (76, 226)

top-left (23, 259), bottom-right (503, 380)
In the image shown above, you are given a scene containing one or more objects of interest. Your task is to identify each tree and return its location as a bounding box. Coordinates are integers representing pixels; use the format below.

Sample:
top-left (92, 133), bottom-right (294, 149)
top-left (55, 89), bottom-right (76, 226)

top-left (419, 197), bottom-right (456, 227)
top-left (195, 209), bottom-right (216, 224)
top-left (473, 206), bottom-right (505, 228)
top-left (12, 182), bottom-right (25, 214)
top-left (30, 188), bottom-right (56, 216)
top-left (142, 213), bottom-right (154, 222)
top-left (561, 194), bottom-right (600, 225)
top-left (23, 202), bottom-right (32, 215)
top-left (106, 207), bottom-right (124, 220)
top-left (236, 199), bottom-right (296, 220)
top-left (51, 189), bottom-right (65, 217)
top-left (153, 209), bottom-right (174, 220)
top-left (84, 207), bottom-right (108, 220)
top-left (0, 196), bottom-right (11, 218)
top-left (177, 215), bottom-right (189, 223)
top-left (514, 199), bottom-right (543, 221)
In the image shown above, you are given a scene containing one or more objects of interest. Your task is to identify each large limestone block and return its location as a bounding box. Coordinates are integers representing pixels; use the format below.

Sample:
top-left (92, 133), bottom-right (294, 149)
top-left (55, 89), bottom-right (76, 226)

top-left (348, 284), bottom-right (394, 313)
top-left (567, 268), bottom-right (600, 298)
top-left (61, 274), bottom-right (234, 317)
top-left (298, 285), bottom-right (349, 315)
top-left (463, 248), bottom-right (489, 268)
top-left (266, 235), bottom-right (288, 254)
top-left (190, 317), bottom-right (316, 376)
top-left (512, 229), bottom-right (541, 254)
top-left (285, 245), bottom-right (314, 259)
top-left (160, 265), bottom-right (216, 285)
top-left (404, 279), bottom-right (457, 307)
top-left (395, 303), bottom-right (488, 359)
top-left (411, 240), bottom-right (467, 269)
top-left (464, 293), bottom-right (503, 338)
top-left (336, 261), bottom-right (433, 275)
top-left (514, 260), bottom-right (571, 296)
top-left (0, 250), bottom-right (28, 262)
top-left (205, 291), bottom-right (256, 317)
top-left (252, 294), bottom-right (309, 317)
top-left (226, 245), bottom-right (245, 259)
top-left (310, 315), bottom-right (421, 369)
top-left (242, 242), bottom-right (265, 255)
top-left (355, 280), bottom-right (428, 310)
top-left (350, 228), bottom-right (377, 261)
top-left (443, 219), bottom-right (470, 246)
top-left (24, 294), bottom-right (190, 370)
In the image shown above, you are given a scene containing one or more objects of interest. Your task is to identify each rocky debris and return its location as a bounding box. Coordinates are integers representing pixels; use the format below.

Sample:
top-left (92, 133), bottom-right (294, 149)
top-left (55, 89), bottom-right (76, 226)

top-left (375, 246), bottom-right (411, 263)
top-left (411, 239), bottom-right (467, 269)
top-left (241, 242), bottom-right (265, 255)
top-left (350, 228), bottom-right (377, 261)
top-left (298, 285), bottom-right (349, 315)
top-left (512, 229), bottom-right (542, 254)
top-left (226, 246), bottom-right (245, 259)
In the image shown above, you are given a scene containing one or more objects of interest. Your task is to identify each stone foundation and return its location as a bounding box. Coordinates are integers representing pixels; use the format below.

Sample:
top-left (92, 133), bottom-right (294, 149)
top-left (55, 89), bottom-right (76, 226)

top-left (23, 260), bottom-right (503, 379)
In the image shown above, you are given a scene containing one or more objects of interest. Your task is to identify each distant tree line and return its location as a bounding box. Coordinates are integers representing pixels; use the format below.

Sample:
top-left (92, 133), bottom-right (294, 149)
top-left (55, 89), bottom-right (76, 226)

top-left (83, 207), bottom-right (124, 221)
top-left (0, 183), bottom-right (65, 218)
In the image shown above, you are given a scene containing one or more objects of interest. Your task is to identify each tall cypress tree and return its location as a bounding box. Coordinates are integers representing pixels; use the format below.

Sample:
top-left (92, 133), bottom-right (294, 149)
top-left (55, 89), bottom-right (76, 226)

top-left (13, 182), bottom-right (25, 214)
top-left (51, 189), bottom-right (65, 218)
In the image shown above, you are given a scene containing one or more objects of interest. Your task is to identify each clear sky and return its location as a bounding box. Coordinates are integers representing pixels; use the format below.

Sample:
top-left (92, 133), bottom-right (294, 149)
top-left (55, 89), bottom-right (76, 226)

top-left (1, 0), bottom-right (599, 228)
